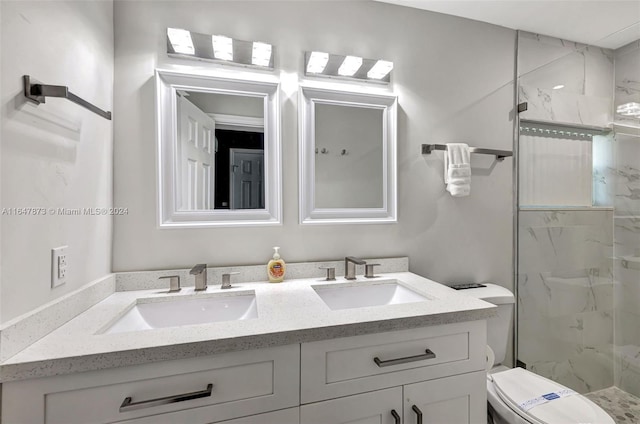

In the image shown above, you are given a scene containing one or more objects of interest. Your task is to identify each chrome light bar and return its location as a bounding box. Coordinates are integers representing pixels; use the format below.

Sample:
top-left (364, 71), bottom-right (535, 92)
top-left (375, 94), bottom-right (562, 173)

top-left (167, 28), bottom-right (274, 70)
top-left (304, 51), bottom-right (393, 84)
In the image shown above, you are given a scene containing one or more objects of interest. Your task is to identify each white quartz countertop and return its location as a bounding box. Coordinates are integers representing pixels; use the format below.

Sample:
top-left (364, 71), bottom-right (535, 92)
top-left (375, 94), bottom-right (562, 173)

top-left (0, 272), bottom-right (495, 382)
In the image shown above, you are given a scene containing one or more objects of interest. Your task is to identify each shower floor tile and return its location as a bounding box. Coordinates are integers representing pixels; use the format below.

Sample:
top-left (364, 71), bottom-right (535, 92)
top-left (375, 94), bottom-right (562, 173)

top-left (586, 386), bottom-right (640, 423)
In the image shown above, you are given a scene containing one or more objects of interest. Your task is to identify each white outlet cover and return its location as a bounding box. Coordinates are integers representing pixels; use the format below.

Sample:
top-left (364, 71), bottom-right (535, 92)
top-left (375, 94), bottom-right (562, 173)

top-left (51, 246), bottom-right (68, 288)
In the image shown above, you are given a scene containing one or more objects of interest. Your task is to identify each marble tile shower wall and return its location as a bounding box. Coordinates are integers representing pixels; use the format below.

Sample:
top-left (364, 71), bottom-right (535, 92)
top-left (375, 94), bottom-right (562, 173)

top-left (614, 40), bottom-right (640, 128)
top-left (518, 31), bottom-right (614, 127)
top-left (516, 31), bottom-right (618, 394)
top-left (518, 210), bottom-right (614, 393)
top-left (614, 132), bottom-right (640, 396)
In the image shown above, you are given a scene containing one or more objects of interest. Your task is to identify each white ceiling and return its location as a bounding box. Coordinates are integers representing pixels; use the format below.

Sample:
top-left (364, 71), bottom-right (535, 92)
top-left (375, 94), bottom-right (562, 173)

top-left (376, 0), bottom-right (640, 49)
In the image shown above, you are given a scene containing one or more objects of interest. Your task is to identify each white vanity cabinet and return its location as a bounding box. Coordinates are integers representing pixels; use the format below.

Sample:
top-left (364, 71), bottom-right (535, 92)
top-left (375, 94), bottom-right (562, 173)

top-left (300, 387), bottom-right (402, 424)
top-left (1, 344), bottom-right (300, 424)
top-left (403, 371), bottom-right (486, 424)
top-left (215, 407), bottom-right (300, 424)
top-left (299, 373), bottom-right (486, 424)
top-left (2, 321), bottom-right (487, 424)
top-left (300, 320), bottom-right (487, 424)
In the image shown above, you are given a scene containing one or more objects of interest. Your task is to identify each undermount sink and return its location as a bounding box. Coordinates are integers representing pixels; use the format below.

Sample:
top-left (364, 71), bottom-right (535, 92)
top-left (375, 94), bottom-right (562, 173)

top-left (103, 291), bottom-right (257, 334)
top-left (312, 280), bottom-right (430, 310)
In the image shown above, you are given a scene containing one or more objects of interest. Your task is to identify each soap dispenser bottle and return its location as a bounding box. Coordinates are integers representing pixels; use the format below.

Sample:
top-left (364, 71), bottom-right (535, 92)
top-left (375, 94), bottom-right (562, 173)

top-left (267, 246), bottom-right (286, 283)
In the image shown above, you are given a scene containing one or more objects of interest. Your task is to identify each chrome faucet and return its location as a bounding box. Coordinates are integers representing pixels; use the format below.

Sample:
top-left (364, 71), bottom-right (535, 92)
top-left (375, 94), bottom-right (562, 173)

top-left (221, 272), bottom-right (239, 290)
top-left (344, 256), bottom-right (367, 280)
top-left (159, 275), bottom-right (181, 292)
top-left (190, 264), bottom-right (207, 291)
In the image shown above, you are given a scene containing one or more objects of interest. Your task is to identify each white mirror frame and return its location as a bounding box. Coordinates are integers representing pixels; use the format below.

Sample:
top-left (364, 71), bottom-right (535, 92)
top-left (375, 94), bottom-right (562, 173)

top-left (156, 69), bottom-right (281, 228)
top-left (299, 84), bottom-right (397, 225)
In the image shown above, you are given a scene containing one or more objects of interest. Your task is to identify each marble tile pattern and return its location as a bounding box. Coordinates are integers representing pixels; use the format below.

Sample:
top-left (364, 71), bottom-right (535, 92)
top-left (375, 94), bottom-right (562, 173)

top-left (586, 386), bottom-right (640, 423)
top-left (518, 209), bottom-right (615, 393)
top-left (613, 131), bottom-right (640, 397)
top-left (519, 85), bottom-right (613, 128)
top-left (613, 133), bottom-right (640, 217)
top-left (518, 31), bottom-right (614, 127)
top-left (614, 343), bottom-right (640, 397)
top-left (0, 274), bottom-right (115, 362)
top-left (614, 40), bottom-right (640, 128)
top-left (116, 257), bottom-right (409, 291)
top-left (0, 271), bottom-right (495, 382)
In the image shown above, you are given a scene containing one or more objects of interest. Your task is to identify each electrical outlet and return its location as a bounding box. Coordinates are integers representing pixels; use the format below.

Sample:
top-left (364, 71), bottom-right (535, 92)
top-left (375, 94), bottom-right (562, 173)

top-left (51, 246), bottom-right (68, 288)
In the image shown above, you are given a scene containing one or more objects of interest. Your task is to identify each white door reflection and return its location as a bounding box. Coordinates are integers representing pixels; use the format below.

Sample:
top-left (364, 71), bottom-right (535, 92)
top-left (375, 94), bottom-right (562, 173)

top-left (230, 148), bottom-right (264, 209)
top-left (176, 91), bottom-right (264, 211)
top-left (177, 94), bottom-right (216, 210)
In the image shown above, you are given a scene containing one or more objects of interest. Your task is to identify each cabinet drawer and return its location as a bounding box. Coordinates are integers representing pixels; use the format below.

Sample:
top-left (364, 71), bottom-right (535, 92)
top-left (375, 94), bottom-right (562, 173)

top-left (301, 321), bottom-right (486, 403)
top-left (2, 344), bottom-right (300, 424)
top-left (301, 387), bottom-right (402, 424)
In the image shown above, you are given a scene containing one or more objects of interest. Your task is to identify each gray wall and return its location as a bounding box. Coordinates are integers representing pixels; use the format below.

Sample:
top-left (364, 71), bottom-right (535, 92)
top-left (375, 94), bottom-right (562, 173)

top-left (113, 1), bottom-right (515, 293)
top-left (1, 1), bottom-right (114, 323)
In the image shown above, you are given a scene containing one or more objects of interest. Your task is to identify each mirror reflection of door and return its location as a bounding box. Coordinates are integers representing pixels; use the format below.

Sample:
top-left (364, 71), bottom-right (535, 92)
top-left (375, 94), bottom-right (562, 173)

top-left (230, 149), bottom-right (264, 209)
top-left (177, 94), bottom-right (215, 210)
top-left (175, 90), bottom-right (265, 210)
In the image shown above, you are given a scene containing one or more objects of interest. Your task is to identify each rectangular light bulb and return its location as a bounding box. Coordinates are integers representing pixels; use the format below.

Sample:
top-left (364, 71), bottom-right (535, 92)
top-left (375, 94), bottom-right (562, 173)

top-left (306, 51), bottom-right (329, 74)
top-left (617, 102), bottom-right (640, 117)
top-left (212, 35), bottom-right (233, 61)
top-left (338, 56), bottom-right (363, 76)
top-left (167, 28), bottom-right (194, 55)
top-left (252, 42), bottom-right (272, 67)
top-left (367, 60), bottom-right (394, 79)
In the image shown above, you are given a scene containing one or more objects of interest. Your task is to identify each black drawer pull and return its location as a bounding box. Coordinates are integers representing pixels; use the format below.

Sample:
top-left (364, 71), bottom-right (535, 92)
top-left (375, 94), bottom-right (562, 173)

top-left (119, 383), bottom-right (213, 413)
top-left (373, 349), bottom-right (436, 367)
top-left (391, 409), bottom-right (401, 424)
top-left (412, 404), bottom-right (423, 424)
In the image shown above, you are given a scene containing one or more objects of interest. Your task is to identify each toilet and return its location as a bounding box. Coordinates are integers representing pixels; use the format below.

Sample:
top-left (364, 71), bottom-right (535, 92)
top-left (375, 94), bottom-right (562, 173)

top-left (460, 284), bottom-right (615, 424)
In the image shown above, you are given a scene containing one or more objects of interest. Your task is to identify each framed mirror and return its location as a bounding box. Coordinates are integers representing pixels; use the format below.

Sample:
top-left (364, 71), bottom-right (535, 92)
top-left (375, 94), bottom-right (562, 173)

top-left (299, 84), bottom-right (397, 224)
top-left (156, 69), bottom-right (281, 227)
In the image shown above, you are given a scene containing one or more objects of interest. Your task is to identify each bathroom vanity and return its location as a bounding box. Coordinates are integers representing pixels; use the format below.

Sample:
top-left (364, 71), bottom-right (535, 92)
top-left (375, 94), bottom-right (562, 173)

top-left (1, 271), bottom-right (494, 424)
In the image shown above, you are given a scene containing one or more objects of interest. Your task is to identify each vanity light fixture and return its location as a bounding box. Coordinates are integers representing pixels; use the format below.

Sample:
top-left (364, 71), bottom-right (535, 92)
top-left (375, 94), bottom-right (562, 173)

top-left (617, 102), bottom-right (640, 117)
top-left (212, 35), bottom-right (233, 61)
top-left (304, 52), bottom-right (393, 83)
top-left (367, 60), bottom-right (394, 80)
top-left (167, 28), bottom-right (194, 55)
top-left (252, 42), bottom-right (272, 67)
top-left (166, 28), bottom-right (274, 70)
top-left (552, 84), bottom-right (565, 90)
top-left (306, 51), bottom-right (329, 74)
top-left (338, 55), bottom-right (363, 76)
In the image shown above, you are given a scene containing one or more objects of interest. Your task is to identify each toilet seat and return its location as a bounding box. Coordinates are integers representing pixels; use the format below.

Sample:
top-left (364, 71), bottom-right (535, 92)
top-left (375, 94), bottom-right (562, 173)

top-left (489, 368), bottom-right (615, 424)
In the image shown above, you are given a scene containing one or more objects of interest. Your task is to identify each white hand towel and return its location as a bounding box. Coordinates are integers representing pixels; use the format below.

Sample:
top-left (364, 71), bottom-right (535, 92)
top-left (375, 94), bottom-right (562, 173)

top-left (443, 143), bottom-right (471, 197)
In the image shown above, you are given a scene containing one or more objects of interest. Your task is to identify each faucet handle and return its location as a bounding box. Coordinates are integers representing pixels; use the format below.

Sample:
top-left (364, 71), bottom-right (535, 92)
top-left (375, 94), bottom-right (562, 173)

top-left (318, 266), bottom-right (336, 281)
top-left (159, 275), bottom-right (181, 292)
top-left (364, 263), bottom-right (381, 279)
top-left (221, 272), bottom-right (240, 289)
top-left (190, 264), bottom-right (207, 275)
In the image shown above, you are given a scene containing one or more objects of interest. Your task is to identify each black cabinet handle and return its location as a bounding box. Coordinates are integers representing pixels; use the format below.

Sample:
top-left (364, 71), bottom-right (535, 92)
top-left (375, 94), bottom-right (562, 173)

top-left (412, 405), bottom-right (423, 424)
top-left (391, 409), bottom-right (401, 424)
top-left (119, 383), bottom-right (213, 413)
top-left (374, 349), bottom-right (436, 367)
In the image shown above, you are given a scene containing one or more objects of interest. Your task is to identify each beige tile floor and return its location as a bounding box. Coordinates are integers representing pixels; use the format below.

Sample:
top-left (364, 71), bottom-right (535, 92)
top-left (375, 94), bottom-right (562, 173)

top-left (586, 386), bottom-right (640, 423)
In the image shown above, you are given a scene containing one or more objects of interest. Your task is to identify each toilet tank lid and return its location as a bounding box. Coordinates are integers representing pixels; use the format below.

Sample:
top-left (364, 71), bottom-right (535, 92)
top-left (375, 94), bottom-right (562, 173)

top-left (455, 283), bottom-right (514, 305)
